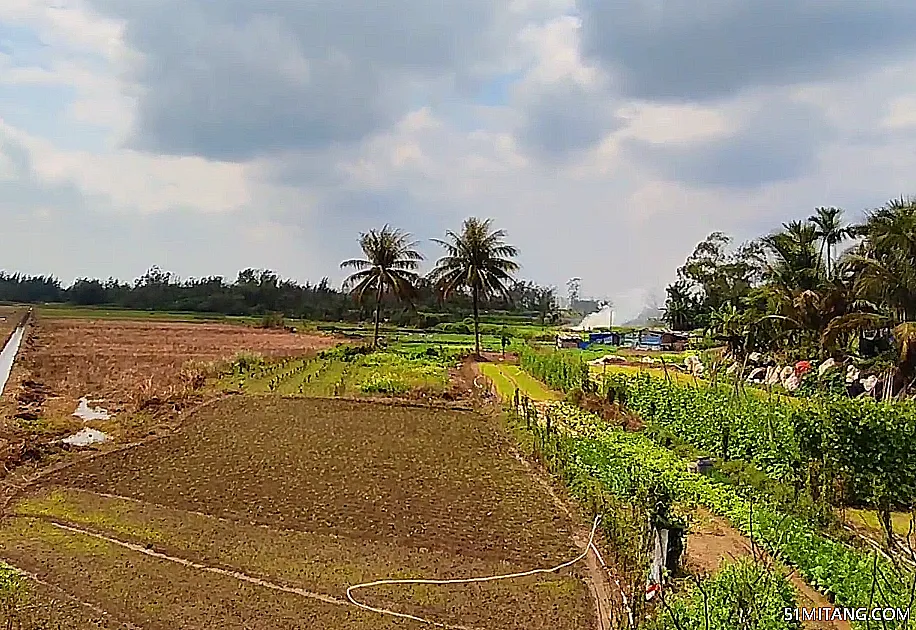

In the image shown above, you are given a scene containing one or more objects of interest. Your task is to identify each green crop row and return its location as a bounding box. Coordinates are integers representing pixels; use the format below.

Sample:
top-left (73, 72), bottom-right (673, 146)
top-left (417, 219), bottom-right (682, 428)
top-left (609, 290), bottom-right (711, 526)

top-left (518, 345), bottom-right (590, 393)
top-left (646, 558), bottom-right (800, 630)
top-left (605, 371), bottom-right (916, 511)
top-left (523, 402), bottom-right (914, 628)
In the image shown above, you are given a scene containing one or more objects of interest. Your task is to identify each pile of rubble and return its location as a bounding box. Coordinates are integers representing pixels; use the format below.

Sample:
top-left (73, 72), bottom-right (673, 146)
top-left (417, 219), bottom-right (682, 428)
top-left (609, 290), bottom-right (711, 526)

top-left (735, 353), bottom-right (879, 394)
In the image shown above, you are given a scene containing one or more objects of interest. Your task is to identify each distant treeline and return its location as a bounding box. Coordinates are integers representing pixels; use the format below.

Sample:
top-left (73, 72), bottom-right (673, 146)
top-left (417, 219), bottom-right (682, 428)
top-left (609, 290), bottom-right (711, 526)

top-left (0, 267), bottom-right (557, 326)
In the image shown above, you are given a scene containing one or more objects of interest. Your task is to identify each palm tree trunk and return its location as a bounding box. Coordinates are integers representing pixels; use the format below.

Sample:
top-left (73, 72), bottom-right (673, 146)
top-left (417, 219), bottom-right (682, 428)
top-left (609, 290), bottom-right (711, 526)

top-left (373, 283), bottom-right (383, 349)
top-left (472, 284), bottom-right (481, 358)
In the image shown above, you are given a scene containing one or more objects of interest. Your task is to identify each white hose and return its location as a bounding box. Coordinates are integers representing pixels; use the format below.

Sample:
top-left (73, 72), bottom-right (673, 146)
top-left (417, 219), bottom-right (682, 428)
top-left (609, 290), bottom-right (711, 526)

top-left (346, 514), bottom-right (603, 628)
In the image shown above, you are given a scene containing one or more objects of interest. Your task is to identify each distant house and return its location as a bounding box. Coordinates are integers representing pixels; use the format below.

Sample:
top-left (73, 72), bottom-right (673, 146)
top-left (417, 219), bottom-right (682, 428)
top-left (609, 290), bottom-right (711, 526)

top-left (619, 329), bottom-right (689, 351)
top-left (663, 331), bottom-right (690, 351)
top-left (639, 330), bottom-right (664, 350)
top-left (642, 329), bottom-right (689, 351)
top-left (556, 334), bottom-right (581, 350)
top-left (588, 331), bottom-right (620, 346)
top-left (621, 331), bottom-right (640, 348)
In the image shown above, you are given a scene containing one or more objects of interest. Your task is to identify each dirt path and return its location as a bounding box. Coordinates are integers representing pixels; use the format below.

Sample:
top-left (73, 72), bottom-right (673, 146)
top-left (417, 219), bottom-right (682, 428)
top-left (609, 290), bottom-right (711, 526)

top-left (466, 359), bottom-right (616, 630)
top-left (686, 509), bottom-right (850, 630)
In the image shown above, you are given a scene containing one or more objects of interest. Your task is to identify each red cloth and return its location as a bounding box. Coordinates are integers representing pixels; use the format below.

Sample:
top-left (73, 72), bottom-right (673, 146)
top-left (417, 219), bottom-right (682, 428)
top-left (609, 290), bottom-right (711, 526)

top-left (795, 360), bottom-right (812, 377)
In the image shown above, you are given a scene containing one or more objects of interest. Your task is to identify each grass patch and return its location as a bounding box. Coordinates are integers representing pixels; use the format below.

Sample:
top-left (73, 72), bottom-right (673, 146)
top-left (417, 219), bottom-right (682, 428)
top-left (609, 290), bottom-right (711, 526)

top-left (479, 363), bottom-right (517, 400)
top-left (480, 363), bottom-right (559, 402)
top-left (36, 304), bottom-right (263, 324)
top-left (16, 489), bottom-right (165, 543)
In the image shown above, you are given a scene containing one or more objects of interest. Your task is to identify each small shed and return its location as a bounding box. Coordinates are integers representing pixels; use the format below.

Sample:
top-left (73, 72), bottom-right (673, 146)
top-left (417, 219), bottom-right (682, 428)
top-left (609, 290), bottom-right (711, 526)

top-left (588, 331), bottom-right (620, 346)
top-left (641, 329), bottom-right (689, 351)
top-left (639, 330), bottom-right (664, 349)
top-left (661, 331), bottom-right (689, 351)
top-left (556, 334), bottom-right (580, 350)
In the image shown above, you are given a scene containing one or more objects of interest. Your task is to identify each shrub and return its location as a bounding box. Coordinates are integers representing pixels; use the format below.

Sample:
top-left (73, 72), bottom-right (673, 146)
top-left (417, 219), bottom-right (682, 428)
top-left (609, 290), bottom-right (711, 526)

top-left (258, 312), bottom-right (286, 329)
top-left (565, 387), bottom-right (585, 406)
top-left (230, 351), bottom-right (264, 373)
top-left (359, 373), bottom-right (409, 395)
top-left (647, 558), bottom-right (800, 630)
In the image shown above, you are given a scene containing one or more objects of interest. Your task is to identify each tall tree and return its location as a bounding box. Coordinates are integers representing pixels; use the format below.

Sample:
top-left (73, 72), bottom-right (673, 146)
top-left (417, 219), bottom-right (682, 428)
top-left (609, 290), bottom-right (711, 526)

top-left (760, 220), bottom-right (824, 294)
top-left (535, 286), bottom-right (559, 326)
top-left (340, 225), bottom-right (424, 348)
top-left (758, 221), bottom-right (840, 355)
top-left (808, 207), bottom-right (851, 278)
top-left (664, 232), bottom-right (763, 330)
top-left (430, 218), bottom-right (519, 357)
top-left (829, 198), bottom-right (916, 390)
top-left (664, 279), bottom-right (703, 331)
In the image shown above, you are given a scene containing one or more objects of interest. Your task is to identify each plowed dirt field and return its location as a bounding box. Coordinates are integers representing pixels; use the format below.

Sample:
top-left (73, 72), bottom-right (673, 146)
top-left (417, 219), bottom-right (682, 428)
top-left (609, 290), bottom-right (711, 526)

top-left (1, 397), bottom-right (597, 629)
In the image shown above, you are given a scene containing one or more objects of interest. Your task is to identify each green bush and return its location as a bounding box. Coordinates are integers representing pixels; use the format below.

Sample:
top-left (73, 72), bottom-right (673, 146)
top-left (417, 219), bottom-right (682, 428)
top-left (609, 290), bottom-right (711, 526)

top-left (518, 346), bottom-right (589, 393)
top-left (433, 322), bottom-right (473, 335)
top-left (230, 351), bottom-right (264, 373)
top-left (565, 386), bottom-right (585, 406)
top-left (359, 373), bottom-right (409, 395)
top-left (647, 558), bottom-right (800, 630)
top-left (605, 372), bottom-right (916, 510)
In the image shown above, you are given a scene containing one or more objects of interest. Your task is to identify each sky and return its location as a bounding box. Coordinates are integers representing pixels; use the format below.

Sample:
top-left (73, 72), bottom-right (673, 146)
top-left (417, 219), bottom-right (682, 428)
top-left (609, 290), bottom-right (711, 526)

top-left (2, 1), bottom-right (916, 322)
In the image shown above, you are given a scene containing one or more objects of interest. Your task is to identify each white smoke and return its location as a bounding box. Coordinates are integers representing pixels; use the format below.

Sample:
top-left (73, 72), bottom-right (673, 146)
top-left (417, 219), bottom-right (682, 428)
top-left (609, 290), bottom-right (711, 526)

top-left (571, 304), bottom-right (614, 330)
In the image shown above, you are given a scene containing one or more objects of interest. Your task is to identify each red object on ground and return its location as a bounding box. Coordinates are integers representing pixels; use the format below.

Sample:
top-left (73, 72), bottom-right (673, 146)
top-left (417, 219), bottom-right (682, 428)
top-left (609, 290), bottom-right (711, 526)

top-left (795, 360), bottom-right (812, 377)
top-left (645, 583), bottom-right (661, 601)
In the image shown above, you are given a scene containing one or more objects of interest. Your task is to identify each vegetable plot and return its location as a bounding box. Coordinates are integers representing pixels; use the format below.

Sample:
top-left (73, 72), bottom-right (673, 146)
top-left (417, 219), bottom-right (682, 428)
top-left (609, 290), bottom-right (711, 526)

top-left (605, 372), bottom-right (916, 513)
top-left (516, 400), bottom-right (915, 628)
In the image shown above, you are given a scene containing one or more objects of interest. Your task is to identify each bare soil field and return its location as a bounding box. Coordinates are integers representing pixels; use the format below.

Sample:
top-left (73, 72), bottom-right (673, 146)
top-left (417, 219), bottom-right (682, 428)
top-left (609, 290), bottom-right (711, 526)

top-left (0, 397), bottom-right (597, 629)
top-left (18, 317), bottom-right (336, 407)
top-left (0, 306), bottom-right (25, 349)
top-left (0, 317), bottom-right (338, 473)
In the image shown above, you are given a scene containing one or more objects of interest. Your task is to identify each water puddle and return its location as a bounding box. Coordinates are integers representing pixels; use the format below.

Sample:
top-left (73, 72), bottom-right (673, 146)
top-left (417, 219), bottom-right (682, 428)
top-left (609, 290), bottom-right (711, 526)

top-left (62, 428), bottom-right (110, 447)
top-left (0, 325), bottom-right (26, 397)
top-left (73, 397), bottom-right (111, 421)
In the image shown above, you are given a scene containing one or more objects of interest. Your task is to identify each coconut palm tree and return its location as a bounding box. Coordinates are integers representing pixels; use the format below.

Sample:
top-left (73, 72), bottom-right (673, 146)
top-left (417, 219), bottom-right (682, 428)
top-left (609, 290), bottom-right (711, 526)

top-left (825, 198), bottom-right (916, 392)
top-left (808, 207), bottom-right (851, 279)
top-left (429, 218), bottom-right (519, 357)
top-left (340, 225), bottom-right (424, 348)
top-left (761, 220), bottom-right (823, 293)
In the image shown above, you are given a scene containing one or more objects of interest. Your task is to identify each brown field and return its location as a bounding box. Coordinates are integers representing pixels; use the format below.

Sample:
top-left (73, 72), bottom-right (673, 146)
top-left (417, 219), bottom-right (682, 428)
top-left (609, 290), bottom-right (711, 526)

top-left (1, 397), bottom-right (596, 629)
top-left (0, 317), bottom-right (339, 455)
top-left (0, 306), bottom-right (24, 349)
top-left (23, 318), bottom-right (337, 403)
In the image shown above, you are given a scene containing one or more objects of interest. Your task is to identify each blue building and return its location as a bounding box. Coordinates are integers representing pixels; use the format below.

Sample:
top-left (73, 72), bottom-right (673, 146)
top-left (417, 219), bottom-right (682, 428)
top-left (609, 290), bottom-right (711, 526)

top-left (588, 332), bottom-right (620, 346)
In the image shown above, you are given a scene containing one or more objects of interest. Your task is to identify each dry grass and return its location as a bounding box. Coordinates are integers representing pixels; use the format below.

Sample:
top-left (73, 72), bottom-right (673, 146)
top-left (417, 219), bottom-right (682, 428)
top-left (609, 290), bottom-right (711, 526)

top-left (25, 318), bottom-right (336, 405)
top-left (0, 306), bottom-right (24, 350)
top-left (0, 317), bottom-right (339, 471)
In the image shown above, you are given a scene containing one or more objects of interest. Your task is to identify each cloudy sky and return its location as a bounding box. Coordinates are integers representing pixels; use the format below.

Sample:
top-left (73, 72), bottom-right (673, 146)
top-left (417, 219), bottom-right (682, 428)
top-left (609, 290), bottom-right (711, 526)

top-left (2, 0), bottom-right (916, 321)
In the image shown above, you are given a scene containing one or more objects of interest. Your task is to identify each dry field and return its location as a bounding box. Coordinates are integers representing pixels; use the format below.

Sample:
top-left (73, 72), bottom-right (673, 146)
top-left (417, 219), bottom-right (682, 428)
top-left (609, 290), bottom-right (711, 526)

top-left (0, 306), bottom-right (24, 349)
top-left (1, 397), bottom-right (597, 629)
top-left (0, 316), bottom-right (336, 435)
top-left (22, 318), bottom-right (337, 403)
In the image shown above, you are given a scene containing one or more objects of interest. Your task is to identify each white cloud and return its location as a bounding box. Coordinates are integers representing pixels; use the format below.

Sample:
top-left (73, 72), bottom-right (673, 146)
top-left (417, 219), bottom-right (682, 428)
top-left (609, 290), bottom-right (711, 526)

top-left (1, 0), bottom-right (916, 318)
top-left (1, 120), bottom-right (248, 214)
top-left (0, 0), bottom-right (127, 61)
top-left (617, 103), bottom-right (731, 144)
